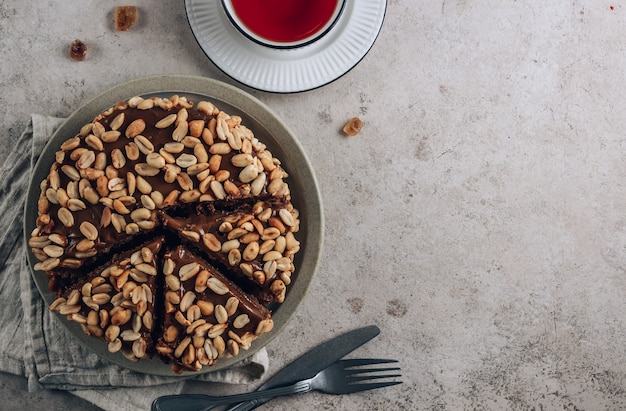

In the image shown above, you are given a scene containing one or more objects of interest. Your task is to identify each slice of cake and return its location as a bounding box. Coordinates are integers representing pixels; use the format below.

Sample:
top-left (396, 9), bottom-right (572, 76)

top-left (156, 245), bottom-right (273, 372)
top-left (48, 236), bottom-right (164, 361)
top-left (161, 199), bottom-right (300, 304)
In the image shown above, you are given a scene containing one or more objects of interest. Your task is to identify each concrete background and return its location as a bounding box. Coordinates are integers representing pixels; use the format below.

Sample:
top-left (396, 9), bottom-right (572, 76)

top-left (2, 0), bottom-right (626, 409)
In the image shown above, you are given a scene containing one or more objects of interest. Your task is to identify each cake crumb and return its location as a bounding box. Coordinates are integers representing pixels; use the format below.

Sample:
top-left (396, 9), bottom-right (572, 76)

top-left (115, 6), bottom-right (138, 31)
top-left (69, 39), bottom-right (87, 61)
top-left (342, 117), bottom-right (363, 137)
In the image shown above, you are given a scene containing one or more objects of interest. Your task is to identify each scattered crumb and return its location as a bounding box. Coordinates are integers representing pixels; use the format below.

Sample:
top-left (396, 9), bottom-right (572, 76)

top-left (69, 39), bottom-right (87, 61)
top-left (115, 6), bottom-right (138, 31)
top-left (346, 297), bottom-right (364, 314)
top-left (342, 117), bottom-right (362, 137)
top-left (386, 299), bottom-right (408, 317)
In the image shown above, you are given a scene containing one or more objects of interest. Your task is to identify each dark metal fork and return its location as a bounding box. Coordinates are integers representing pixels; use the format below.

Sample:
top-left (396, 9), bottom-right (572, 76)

top-left (151, 358), bottom-right (402, 411)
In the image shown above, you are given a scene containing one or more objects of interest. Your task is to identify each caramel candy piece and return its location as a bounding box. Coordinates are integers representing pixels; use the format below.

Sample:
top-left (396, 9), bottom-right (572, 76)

top-left (342, 117), bottom-right (363, 137)
top-left (114, 6), bottom-right (138, 31)
top-left (69, 39), bottom-right (87, 61)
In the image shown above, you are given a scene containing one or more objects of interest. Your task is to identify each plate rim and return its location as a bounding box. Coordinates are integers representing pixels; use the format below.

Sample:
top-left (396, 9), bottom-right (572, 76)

top-left (185, 0), bottom-right (388, 93)
top-left (23, 74), bottom-right (324, 376)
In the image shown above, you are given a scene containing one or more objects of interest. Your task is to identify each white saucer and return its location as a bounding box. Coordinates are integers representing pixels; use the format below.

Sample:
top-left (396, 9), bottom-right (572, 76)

top-left (185, 0), bottom-right (387, 93)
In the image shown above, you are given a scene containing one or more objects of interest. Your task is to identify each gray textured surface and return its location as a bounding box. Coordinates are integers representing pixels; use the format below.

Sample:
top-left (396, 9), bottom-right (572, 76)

top-left (2, 0), bottom-right (626, 409)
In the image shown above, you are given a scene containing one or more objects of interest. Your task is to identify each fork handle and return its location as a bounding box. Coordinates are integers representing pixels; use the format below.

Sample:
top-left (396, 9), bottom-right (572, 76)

top-left (151, 380), bottom-right (311, 411)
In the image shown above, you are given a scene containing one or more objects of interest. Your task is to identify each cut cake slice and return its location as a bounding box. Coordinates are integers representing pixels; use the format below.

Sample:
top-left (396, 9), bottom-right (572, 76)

top-left (161, 198), bottom-right (300, 304)
top-left (48, 236), bottom-right (165, 362)
top-left (156, 245), bottom-right (273, 372)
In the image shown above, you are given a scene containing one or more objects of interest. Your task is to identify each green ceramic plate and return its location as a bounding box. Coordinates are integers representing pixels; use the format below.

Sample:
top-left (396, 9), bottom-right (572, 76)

top-left (23, 75), bottom-right (323, 376)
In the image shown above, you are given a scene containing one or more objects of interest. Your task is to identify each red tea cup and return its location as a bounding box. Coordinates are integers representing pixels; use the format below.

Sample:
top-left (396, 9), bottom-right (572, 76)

top-left (222, 0), bottom-right (346, 49)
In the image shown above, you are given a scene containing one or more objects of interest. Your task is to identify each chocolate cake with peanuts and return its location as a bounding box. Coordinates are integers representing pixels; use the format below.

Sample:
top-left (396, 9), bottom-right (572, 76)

top-left (28, 94), bottom-right (300, 372)
top-left (49, 236), bottom-right (165, 361)
top-left (157, 246), bottom-right (273, 372)
top-left (161, 197), bottom-right (300, 304)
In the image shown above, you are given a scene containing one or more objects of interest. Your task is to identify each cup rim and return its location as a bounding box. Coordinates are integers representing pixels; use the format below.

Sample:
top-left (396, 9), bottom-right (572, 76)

top-left (221, 0), bottom-right (346, 49)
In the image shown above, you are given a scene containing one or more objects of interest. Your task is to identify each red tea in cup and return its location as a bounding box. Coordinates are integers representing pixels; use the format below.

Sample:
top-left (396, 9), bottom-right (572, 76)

top-left (224, 0), bottom-right (344, 48)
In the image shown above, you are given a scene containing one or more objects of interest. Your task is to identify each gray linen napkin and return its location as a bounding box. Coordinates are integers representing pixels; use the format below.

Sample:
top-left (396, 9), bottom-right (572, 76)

top-left (0, 115), bottom-right (269, 411)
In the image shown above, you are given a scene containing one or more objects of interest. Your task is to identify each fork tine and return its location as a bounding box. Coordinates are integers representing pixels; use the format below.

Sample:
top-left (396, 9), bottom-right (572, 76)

top-left (342, 359), bottom-right (402, 390)
top-left (341, 359), bottom-right (401, 386)
top-left (347, 372), bottom-right (402, 384)
top-left (345, 366), bottom-right (401, 375)
top-left (343, 362), bottom-right (401, 383)
top-left (339, 380), bottom-right (403, 394)
top-left (341, 358), bottom-right (398, 368)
